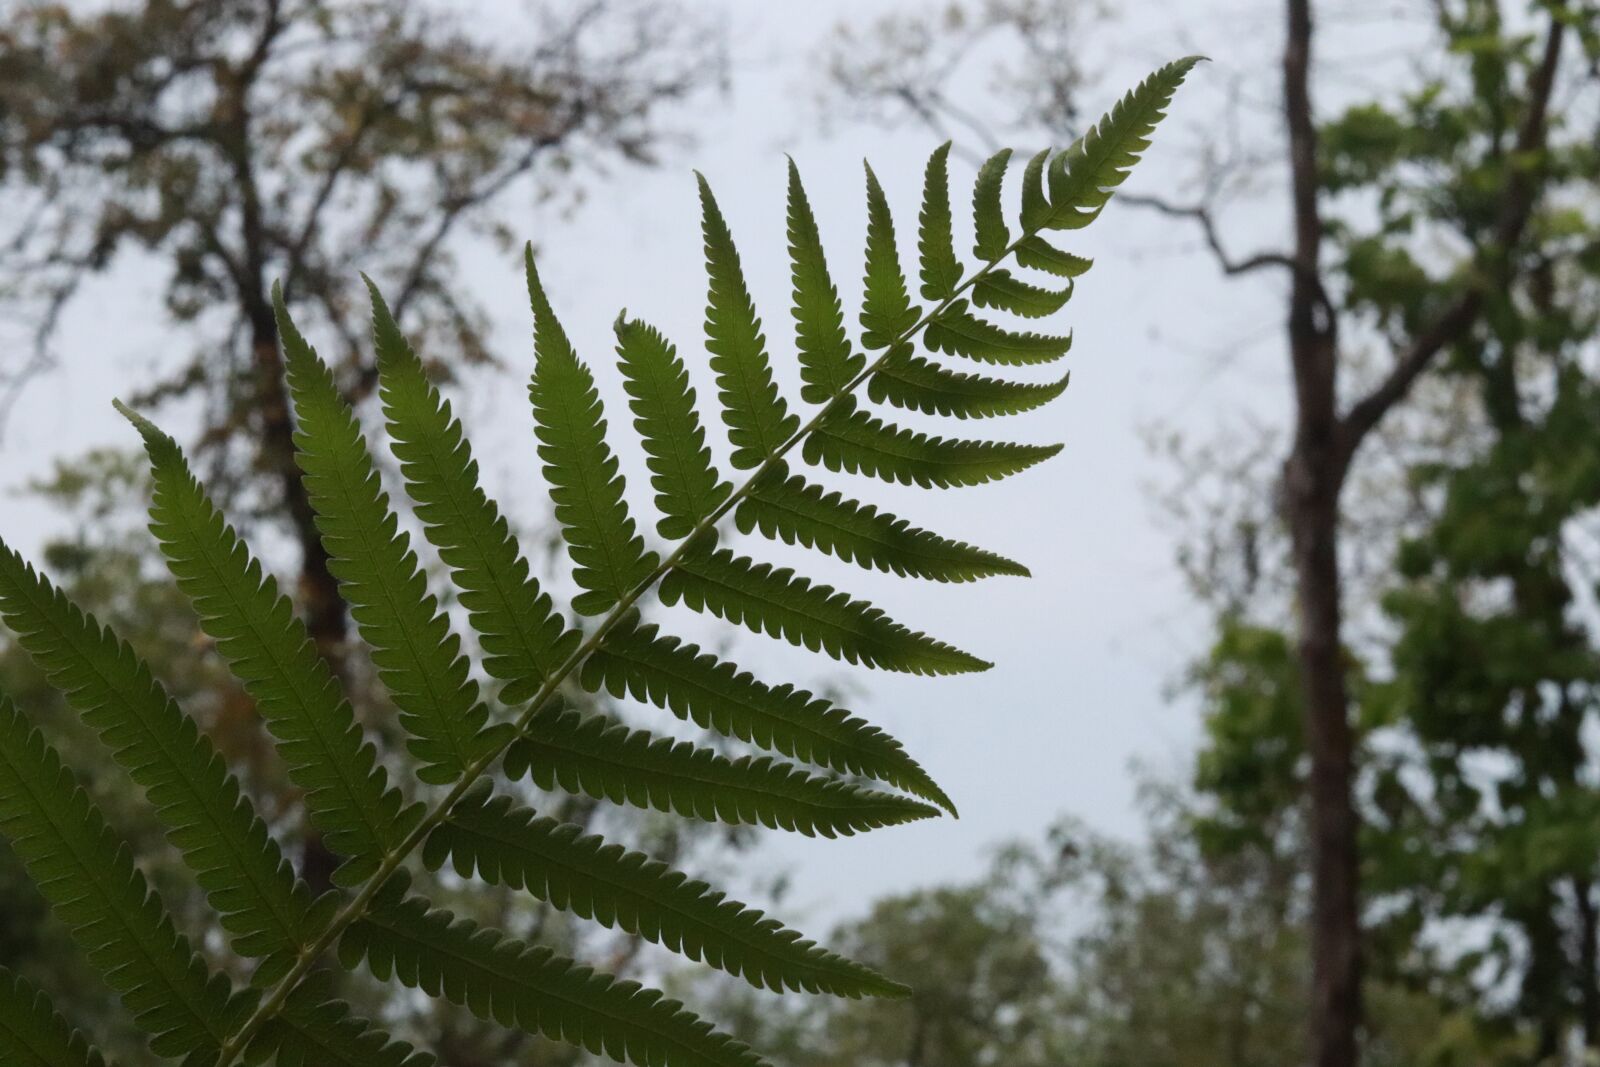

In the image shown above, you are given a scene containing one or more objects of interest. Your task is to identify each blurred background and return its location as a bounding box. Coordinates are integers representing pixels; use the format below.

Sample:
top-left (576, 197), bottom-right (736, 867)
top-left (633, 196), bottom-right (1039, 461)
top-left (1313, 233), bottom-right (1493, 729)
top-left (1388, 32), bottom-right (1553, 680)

top-left (2, 0), bottom-right (1598, 1064)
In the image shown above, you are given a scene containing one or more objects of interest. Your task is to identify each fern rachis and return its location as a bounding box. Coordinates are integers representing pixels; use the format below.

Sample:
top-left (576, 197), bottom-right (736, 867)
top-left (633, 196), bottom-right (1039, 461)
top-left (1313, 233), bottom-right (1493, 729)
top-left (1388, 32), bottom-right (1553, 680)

top-left (0, 58), bottom-right (1198, 1067)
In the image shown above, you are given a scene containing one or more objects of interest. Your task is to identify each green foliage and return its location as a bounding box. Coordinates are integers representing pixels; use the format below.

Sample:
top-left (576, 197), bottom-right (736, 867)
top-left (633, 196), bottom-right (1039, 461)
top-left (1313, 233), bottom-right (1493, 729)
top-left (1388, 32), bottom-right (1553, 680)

top-left (0, 57), bottom-right (1194, 1067)
top-left (0, 966), bottom-right (111, 1067)
top-left (286, 301), bottom-right (502, 785)
top-left (583, 615), bottom-right (953, 810)
top-left (663, 545), bottom-right (991, 673)
top-left (505, 701), bottom-right (938, 837)
top-left (0, 694), bottom-right (244, 1062)
top-left (736, 468), bottom-right (1029, 582)
top-left (972, 148), bottom-right (1015, 261)
top-left (614, 315), bottom-right (734, 540)
top-left (118, 388), bottom-right (416, 891)
top-left (342, 882), bottom-right (766, 1067)
top-left (426, 783), bottom-right (905, 997)
top-left (869, 347), bottom-right (1071, 420)
top-left (699, 176), bottom-right (803, 469)
top-left (250, 975), bottom-right (433, 1067)
top-left (918, 143), bottom-right (963, 300)
top-left (924, 302), bottom-right (1073, 364)
top-left (527, 256), bottom-right (664, 615)
top-left (805, 403), bottom-right (1062, 488)
top-left (0, 542), bottom-right (318, 982)
top-left (370, 287), bottom-right (580, 707)
top-left (1181, 8), bottom-right (1600, 1054)
top-left (787, 161), bottom-right (866, 402)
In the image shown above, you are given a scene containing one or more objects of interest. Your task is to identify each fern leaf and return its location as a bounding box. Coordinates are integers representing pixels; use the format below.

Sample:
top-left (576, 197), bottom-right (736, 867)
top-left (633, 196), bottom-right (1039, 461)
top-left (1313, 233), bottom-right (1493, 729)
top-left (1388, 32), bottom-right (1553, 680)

top-left (860, 162), bottom-right (921, 349)
top-left (787, 159), bottom-right (865, 403)
top-left (1046, 56), bottom-right (1204, 230)
top-left (0, 694), bottom-right (243, 1061)
top-left (613, 314), bottom-right (733, 539)
top-left (0, 528), bottom-right (316, 984)
top-left (868, 345), bottom-right (1071, 420)
top-left (664, 545), bottom-right (990, 675)
top-left (582, 615), bottom-right (955, 812)
top-left (505, 701), bottom-right (941, 836)
top-left (342, 886), bottom-right (770, 1067)
top-left (917, 142), bottom-right (962, 300)
top-left (248, 976), bottom-right (434, 1067)
top-left (526, 251), bottom-right (661, 615)
top-left (1015, 235), bottom-right (1093, 278)
top-left (804, 404), bottom-right (1062, 489)
top-left (427, 785), bottom-right (908, 997)
top-left (0, 967), bottom-right (110, 1067)
top-left (971, 148), bottom-right (1013, 260)
top-left (280, 293), bottom-right (497, 785)
top-left (698, 174), bottom-right (801, 468)
top-left (971, 269), bottom-right (1073, 318)
top-left (134, 299), bottom-right (413, 888)
top-left (1019, 148), bottom-right (1052, 230)
top-left (923, 300), bottom-right (1073, 365)
top-left (369, 282), bottom-right (581, 709)
top-left (736, 468), bottom-right (1027, 582)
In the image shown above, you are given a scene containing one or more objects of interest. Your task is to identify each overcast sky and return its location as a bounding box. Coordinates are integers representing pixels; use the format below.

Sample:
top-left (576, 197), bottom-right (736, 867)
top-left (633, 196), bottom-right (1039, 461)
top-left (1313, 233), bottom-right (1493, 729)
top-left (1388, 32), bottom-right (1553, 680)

top-left (0, 0), bottom-right (1434, 920)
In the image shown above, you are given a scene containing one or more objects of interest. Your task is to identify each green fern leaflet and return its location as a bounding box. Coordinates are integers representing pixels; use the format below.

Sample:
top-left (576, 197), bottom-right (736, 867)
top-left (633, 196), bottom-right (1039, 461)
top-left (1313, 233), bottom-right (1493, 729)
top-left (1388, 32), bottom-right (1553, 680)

top-left (0, 58), bottom-right (1198, 1067)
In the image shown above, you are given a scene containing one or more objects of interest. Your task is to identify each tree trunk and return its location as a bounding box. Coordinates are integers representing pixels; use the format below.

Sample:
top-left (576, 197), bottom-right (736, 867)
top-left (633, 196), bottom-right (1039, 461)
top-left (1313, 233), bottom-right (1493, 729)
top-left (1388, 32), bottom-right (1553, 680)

top-left (1284, 423), bottom-right (1361, 1067)
top-left (1576, 877), bottom-right (1600, 1052)
top-left (1281, 1), bottom-right (1361, 1064)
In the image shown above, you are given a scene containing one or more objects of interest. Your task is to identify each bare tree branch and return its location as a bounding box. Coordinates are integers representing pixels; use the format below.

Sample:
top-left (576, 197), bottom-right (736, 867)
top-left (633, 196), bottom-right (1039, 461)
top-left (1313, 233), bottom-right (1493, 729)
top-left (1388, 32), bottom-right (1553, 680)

top-left (1119, 192), bottom-right (1298, 277)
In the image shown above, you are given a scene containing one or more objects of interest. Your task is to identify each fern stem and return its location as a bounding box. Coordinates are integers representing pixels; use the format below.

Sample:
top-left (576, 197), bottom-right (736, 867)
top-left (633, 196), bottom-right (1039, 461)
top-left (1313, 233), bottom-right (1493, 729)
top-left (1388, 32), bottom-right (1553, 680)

top-left (216, 223), bottom-right (1036, 1067)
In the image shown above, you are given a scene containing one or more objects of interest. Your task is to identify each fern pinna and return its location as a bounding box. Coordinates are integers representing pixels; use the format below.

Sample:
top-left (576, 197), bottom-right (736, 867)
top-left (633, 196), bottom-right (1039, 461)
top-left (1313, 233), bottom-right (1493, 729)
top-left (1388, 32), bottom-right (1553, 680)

top-left (0, 58), bottom-right (1196, 1067)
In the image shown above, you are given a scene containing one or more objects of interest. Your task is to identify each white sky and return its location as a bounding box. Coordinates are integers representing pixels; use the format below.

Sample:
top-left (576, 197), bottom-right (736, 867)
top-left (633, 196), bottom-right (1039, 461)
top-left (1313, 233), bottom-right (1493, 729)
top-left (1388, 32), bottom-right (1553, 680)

top-left (0, 0), bottom-right (1436, 921)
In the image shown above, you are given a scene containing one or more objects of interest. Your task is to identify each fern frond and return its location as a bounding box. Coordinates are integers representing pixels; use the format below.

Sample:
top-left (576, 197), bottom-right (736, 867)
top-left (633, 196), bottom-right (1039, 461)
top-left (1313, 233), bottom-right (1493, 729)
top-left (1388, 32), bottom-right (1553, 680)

top-left (860, 162), bottom-right (921, 349)
top-left (1015, 235), bottom-right (1093, 278)
top-left (664, 545), bottom-right (990, 674)
top-left (369, 282), bottom-right (581, 708)
top-left (0, 529), bottom-right (316, 983)
top-left (505, 701), bottom-right (940, 836)
top-left (0, 694), bottom-right (242, 1061)
top-left (342, 886), bottom-right (770, 1067)
top-left (278, 295), bottom-right (497, 785)
top-left (0, 60), bottom-right (1197, 1067)
top-left (0, 967), bottom-right (110, 1067)
top-left (869, 346), bottom-right (1071, 420)
top-left (427, 785), bottom-right (907, 997)
top-left (582, 615), bottom-right (954, 811)
top-left (805, 404), bottom-right (1062, 489)
top-left (249, 977), bottom-right (434, 1067)
top-left (527, 251), bottom-right (662, 615)
top-left (923, 300), bottom-right (1073, 365)
top-left (972, 269), bottom-right (1074, 318)
top-left (971, 148), bottom-right (1013, 260)
top-left (1046, 56), bottom-right (1204, 230)
top-left (698, 174), bottom-right (801, 468)
top-left (736, 468), bottom-right (1027, 582)
top-left (787, 160), bottom-right (865, 403)
top-left (917, 142), bottom-right (962, 300)
top-left (137, 305), bottom-right (414, 888)
top-left (614, 314), bottom-right (733, 539)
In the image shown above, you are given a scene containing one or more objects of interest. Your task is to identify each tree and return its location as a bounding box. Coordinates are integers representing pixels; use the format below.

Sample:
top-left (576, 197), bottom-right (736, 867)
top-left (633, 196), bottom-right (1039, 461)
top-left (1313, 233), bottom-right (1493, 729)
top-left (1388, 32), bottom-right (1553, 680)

top-left (0, 0), bottom-right (721, 899)
top-left (702, 783), bottom-right (1478, 1067)
top-left (1339, 47), bottom-right (1600, 1053)
top-left (0, 0), bottom-right (718, 679)
top-left (822, 4), bottom-right (1589, 1063)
